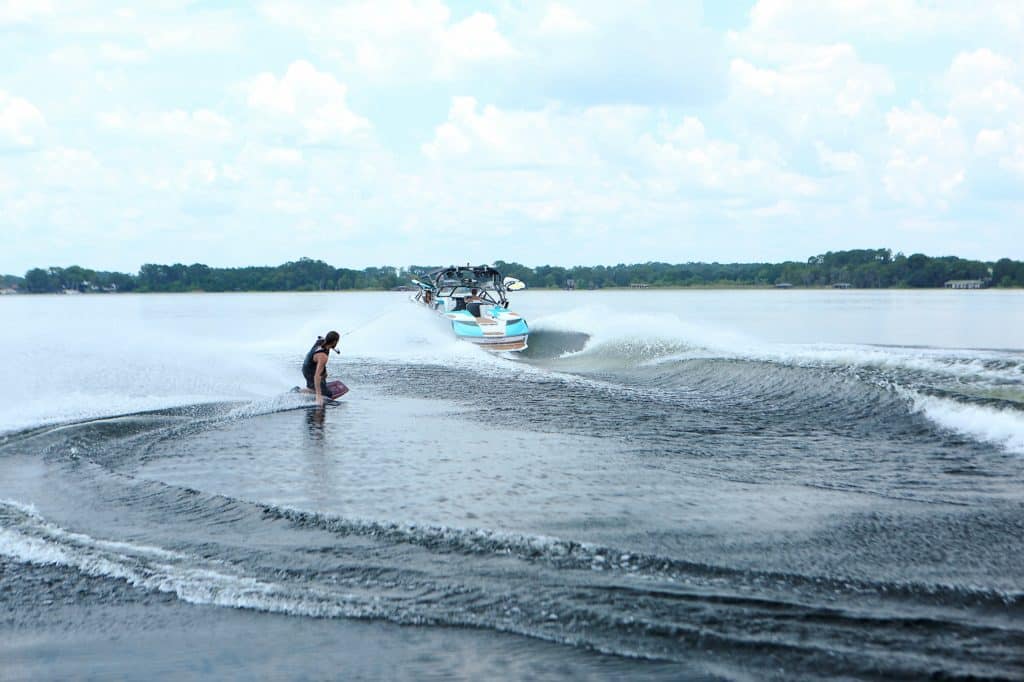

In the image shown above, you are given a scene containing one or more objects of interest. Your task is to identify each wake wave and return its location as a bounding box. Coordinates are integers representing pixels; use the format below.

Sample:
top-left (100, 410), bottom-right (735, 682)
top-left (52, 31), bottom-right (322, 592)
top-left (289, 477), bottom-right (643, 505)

top-left (526, 307), bottom-right (1024, 454)
top-left (531, 307), bottom-right (1024, 384)
top-left (4, 496), bottom-right (1019, 648)
top-left (262, 505), bottom-right (1022, 612)
top-left (4, 492), bottom-right (1020, 682)
top-left (0, 500), bottom-right (384, 621)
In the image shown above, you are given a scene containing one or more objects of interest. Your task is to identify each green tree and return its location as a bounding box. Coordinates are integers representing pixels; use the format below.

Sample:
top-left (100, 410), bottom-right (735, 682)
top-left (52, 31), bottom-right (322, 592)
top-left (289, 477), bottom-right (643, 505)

top-left (24, 268), bottom-right (57, 292)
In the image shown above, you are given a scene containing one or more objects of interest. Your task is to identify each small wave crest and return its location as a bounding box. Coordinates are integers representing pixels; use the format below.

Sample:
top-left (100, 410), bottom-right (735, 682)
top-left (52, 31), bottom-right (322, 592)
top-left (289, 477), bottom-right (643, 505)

top-left (0, 499), bottom-right (382, 620)
top-left (909, 392), bottom-right (1024, 455)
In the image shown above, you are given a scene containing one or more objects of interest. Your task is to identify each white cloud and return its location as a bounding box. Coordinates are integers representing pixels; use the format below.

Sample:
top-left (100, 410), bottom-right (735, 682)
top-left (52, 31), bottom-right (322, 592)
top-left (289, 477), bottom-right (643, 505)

top-left (35, 147), bottom-right (111, 189)
top-left (262, 0), bottom-right (516, 81)
top-left (538, 3), bottom-right (593, 35)
top-left (437, 12), bottom-right (517, 73)
top-left (261, 146), bottom-right (304, 166)
top-left (744, 0), bottom-right (1024, 45)
top-left (270, 179), bottom-right (319, 214)
top-left (0, 90), bottom-right (45, 149)
top-left (750, 199), bottom-right (799, 218)
top-left (948, 48), bottom-right (1016, 86)
top-left (98, 42), bottom-right (149, 63)
top-left (0, 166), bottom-right (11, 194)
top-left (946, 49), bottom-right (1024, 127)
top-left (975, 123), bottom-right (1024, 178)
top-left (933, 50), bottom-right (1024, 188)
top-left (727, 43), bottom-right (894, 135)
top-left (422, 97), bottom-right (590, 167)
top-left (884, 103), bottom-right (967, 208)
top-left (974, 128), bottom-right (1006, 156)
top-left (816, 142), bottom-right (863, 174)
top-left (0, 0), bottom-right (52, 25)
top-left (639, 116), bottom-right (819, 198)
top-left (747, 0), bottom-right (943, 41)
top-left (999, 125), bottom-right (1024, 176)
top-left (4, 1), bottom-right (1024, 269)
top-left (419, 98), bottom-right (823, 243)
top-left (54, 6), bottom-right (241, 54)
top-left (516, 2), bottom-right (724, 107)
top-left (245, 61), bottom-right (370, 143)
top-left (664, 116), bottom-right (706, 146)
top-left (98, 109), bottom-right (233, 142)
top-left (180, 159), bottom-right (240, 187)
top-left (143, 20), bottom-right (240, 53)
top-left (136, 158), bottom-right (240, 196)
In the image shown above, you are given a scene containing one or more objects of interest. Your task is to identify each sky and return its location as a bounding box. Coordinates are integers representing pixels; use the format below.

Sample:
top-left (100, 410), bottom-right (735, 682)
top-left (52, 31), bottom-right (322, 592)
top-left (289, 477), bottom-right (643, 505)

top-left (1, 0), bottom-right (1023, 273)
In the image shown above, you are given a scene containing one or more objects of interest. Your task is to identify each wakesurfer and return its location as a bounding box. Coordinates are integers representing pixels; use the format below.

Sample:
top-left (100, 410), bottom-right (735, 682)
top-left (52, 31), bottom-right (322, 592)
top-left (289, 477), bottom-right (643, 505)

top-left (302, 331), bottom-right (340, 406)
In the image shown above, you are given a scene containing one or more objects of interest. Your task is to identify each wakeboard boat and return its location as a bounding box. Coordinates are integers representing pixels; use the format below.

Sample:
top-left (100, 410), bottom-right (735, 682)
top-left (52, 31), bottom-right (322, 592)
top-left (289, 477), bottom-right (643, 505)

top-left (411, 265), bottom-right (529, 351)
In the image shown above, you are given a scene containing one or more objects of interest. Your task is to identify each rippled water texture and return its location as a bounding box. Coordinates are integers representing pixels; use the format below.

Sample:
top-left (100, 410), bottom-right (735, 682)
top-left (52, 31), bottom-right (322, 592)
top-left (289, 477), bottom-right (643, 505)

top-left (2, 290), bottom-right (1023, 680)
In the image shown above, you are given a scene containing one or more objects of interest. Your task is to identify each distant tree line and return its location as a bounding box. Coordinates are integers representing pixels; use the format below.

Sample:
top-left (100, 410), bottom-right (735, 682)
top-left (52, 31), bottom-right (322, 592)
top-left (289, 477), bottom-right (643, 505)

top-left (5, 249), bottom-right (1024, 293)
top-left (13, 259), bottom-right (404, 293)
top-left (494, 249), bottom-right (1024, 289)
top-left (1, 273), bottom-right (24, 289)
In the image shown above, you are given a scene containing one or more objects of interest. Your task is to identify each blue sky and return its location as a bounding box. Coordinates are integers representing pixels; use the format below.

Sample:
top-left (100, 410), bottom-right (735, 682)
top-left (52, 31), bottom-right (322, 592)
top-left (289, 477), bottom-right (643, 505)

top-left (1, 0), bottom-right (1022, 272)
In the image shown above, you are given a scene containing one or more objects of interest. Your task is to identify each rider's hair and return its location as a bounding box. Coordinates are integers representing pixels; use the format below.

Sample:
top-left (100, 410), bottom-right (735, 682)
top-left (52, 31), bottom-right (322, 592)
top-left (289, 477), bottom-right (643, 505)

top-left (323, 330), bottom-right (340, 347)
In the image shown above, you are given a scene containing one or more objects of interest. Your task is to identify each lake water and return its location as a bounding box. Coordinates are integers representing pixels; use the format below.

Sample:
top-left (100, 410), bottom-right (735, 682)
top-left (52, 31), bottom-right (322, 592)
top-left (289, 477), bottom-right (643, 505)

top-left (1, 290), bottom-right (1022, 680)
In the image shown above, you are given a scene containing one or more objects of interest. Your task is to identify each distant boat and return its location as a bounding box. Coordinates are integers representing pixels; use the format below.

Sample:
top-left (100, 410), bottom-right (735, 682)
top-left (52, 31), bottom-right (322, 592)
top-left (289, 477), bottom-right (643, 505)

top-left (411, 265), bottom-right (529, 352)
top-left (775, 282), bottom-right (793, 289)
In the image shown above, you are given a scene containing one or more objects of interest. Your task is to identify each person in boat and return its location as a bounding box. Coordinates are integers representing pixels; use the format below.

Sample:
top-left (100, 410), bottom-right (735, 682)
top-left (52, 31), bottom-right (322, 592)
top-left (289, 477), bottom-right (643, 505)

top-left (302, 331), bottom-right (340, 406)
top-left (465, 288), bottom-right (483, 317)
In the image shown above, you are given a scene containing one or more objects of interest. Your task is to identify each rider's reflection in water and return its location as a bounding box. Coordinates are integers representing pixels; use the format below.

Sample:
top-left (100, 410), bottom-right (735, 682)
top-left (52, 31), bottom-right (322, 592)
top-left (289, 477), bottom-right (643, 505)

top-left (306, 406), bottom-right (326, 441)
top-left (302, 406), bottom-right (336, 507)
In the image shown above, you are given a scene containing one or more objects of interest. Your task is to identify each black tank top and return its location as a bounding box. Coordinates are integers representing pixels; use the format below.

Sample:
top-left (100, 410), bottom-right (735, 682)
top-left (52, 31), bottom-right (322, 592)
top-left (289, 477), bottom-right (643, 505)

top-left (302, 339), bottom-right (329, 385)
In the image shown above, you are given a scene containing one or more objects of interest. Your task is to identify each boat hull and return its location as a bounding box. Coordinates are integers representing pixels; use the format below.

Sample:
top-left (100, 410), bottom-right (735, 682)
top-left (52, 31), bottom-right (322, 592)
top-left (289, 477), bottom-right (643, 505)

top-left (459, 334), bottom-right (529, 352)
top-left (447, 311), bottom-right (529, 351)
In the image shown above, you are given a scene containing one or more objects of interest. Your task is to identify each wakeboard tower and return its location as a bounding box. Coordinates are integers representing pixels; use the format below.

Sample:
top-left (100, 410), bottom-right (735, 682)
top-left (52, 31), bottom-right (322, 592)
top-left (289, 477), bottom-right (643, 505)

top-left (411, 264), bottom-right (529, 352)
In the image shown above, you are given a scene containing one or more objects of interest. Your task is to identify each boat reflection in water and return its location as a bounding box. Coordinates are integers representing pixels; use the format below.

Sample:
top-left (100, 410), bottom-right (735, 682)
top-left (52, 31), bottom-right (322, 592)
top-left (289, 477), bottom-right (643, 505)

top-left (412, 265), bottom-right (529, 352)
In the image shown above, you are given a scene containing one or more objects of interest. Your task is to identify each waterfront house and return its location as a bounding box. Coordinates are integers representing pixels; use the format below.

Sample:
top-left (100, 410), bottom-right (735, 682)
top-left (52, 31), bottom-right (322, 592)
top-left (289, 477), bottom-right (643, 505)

top-left (944, 280), bottom-right (987, 289)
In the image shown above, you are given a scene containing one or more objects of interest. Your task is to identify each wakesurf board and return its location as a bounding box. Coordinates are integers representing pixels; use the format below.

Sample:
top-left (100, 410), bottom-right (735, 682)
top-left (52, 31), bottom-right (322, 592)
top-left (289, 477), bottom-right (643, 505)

top-left (289, 380), bottom-right (349, 405)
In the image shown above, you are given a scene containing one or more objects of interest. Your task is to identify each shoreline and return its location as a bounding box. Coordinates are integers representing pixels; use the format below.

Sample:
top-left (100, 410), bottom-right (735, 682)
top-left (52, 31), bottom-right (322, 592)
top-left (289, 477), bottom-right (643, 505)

top-left (2, 285), bottom-right (1022, 296)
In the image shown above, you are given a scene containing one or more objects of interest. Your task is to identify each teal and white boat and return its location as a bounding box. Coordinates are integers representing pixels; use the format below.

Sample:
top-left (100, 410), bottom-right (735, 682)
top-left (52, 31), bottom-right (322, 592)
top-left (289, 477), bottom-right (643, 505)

top-left (412, 265), bottom-right (529, 351)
